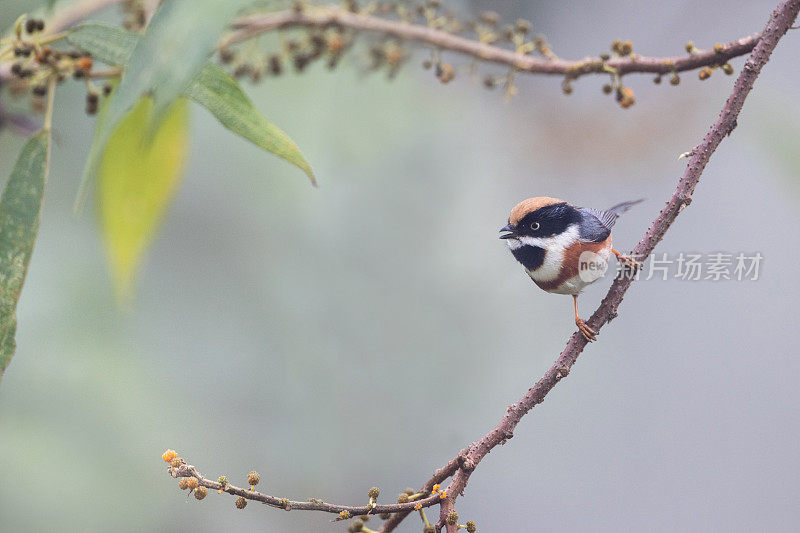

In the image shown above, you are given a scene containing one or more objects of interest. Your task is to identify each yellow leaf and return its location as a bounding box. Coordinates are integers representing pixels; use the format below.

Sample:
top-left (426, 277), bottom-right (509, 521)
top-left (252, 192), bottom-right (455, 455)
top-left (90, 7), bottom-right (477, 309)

top-left (98, 97), bottom-right (189, 303)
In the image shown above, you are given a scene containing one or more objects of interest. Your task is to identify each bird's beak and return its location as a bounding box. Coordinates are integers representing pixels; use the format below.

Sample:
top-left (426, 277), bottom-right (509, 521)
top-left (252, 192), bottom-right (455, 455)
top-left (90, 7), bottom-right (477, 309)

top-left (499, 223), bottom-right (516, 239)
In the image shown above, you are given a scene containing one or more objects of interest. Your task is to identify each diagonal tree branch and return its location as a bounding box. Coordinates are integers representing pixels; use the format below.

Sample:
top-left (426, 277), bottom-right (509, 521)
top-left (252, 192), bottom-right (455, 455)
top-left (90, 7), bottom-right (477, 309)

top-left (429, 0), bottom-right (800, 531)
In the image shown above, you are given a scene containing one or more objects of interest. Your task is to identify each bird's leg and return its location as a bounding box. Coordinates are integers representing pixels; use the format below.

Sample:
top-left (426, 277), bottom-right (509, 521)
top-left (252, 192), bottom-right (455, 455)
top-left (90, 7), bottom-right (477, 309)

top-left (573, 295), bottom-right (596, 342)
top-left (612, 248), bottom-right (642, 272)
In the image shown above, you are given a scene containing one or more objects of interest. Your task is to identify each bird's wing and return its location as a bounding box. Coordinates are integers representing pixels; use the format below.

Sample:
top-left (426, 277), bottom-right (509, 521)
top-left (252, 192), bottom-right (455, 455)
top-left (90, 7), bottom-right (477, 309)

top-left (579, 199), bottom-right (644, 231)
top-left (576, 209), bottom-right (612, 242)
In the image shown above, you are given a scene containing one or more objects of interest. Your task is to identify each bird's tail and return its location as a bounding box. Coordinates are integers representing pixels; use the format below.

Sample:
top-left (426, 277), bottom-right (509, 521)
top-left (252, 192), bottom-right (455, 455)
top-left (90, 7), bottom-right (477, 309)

top-left (606, 198), bottom-right (645, 215)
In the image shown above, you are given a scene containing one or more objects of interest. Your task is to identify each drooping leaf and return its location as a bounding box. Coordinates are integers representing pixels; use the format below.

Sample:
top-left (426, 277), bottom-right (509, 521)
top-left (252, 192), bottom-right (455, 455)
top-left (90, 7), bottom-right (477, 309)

top-left (68, 22), bottom-right (315, 185)
top-left (98, 98), bottom-right (189, 302)
top-left (0, 131), bottom-right (50, 385)
top-left (76, 0), bottom-right (252, 210)
top-left (186, 64), bottom-right (316, 185)
top-left (101, 0), bottom-right (252, 129)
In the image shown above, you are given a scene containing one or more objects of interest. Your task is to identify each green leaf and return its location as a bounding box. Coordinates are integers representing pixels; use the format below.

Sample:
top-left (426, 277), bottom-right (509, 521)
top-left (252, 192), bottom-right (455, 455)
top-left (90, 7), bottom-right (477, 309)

top-left (66, 22), bottom-right (137, 66)
top-left (76, 0), bottom-right (252, 210)
top-left (186, 64), bottom-right (316, 185)
top-left (0, 131), bottom-right (50, 385)
top-left (68, 22), bottom-right (315, 186)
top-left (107, 0), bottom-right (251, 125)
top-left (98, 97), bottom-right (189, 302)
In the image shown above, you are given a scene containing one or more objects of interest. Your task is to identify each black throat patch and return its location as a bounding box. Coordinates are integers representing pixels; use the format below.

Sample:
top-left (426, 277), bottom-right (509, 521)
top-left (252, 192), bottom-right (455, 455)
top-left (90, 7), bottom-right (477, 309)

top-left (511, 244), bottom-right (545, 271)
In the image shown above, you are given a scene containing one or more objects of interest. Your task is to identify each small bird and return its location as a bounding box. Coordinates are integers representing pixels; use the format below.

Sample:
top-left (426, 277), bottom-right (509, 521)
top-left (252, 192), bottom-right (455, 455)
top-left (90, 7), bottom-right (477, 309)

top-left (500, 197), bottom-right (642, 341)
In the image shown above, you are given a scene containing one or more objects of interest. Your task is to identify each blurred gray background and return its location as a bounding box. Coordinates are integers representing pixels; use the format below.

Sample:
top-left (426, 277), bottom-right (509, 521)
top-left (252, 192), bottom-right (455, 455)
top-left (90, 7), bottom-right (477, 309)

top-left (1, 0), bottom-right (798, 531)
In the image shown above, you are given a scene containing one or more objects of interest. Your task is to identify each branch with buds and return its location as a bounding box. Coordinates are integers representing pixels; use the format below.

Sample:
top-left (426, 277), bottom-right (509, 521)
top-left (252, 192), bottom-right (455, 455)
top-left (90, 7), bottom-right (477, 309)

top-left (161, 450), bottom-right (473, 532)
top-left (228, 6), bottom-right (759, 77)
top-left (0, 0), bottom-right (767, 109)
top-left (222, 4), bottom-right (761, 103)
top-left (161, 0), bottom-right (800, 531)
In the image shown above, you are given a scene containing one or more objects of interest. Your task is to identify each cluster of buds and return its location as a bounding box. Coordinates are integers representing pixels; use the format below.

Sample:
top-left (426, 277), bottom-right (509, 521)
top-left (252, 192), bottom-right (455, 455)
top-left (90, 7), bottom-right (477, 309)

top-left (652, 66), bottom-right (682, 86)
top-left (2, 15), bottom-right (111, 115)
top-left (684, 41), bottom-right (734, 81)
top-left (367, 486), bottom-right (380, 508)
top-left (403, 0), bottom-right (463, 35)
top-left (431, 483), bottom-right (448, 499)
top-left (163, 450), bottom-right (208, 501)
top-left (216, 0), bottom-right (551, 97)
top-left (610, 39), bottom-right (633, 56)
top-left (396, 486), bottom-right (417, 504)
top-left (421, 58), bottom-right (455, 84)
top-left (469, 11), bottom-right (501, 45)
top-left (343, 509), bottom-right (386, 532)
top-left (468, 9), bottom-right (550, 57)
top-left (220, 24), bottom-right (356, 83)
top-left (588, 40), bottom-right (636, 108)
top-left (615, 86), bottom-right (635, 108)
top-left (368, 41), bottom-right (407, 79)
top-left (346, 518), bottom-right (379, 533)
top-left (24, 18), bottom-right (45, 34)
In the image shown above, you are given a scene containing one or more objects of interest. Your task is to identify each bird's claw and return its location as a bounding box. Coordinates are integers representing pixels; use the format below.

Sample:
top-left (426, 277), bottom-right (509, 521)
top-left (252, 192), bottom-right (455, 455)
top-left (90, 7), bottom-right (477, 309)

top-left (616, 253), bottom-right (642, 273)
top-left (576, 318), bottom-right (597, 342)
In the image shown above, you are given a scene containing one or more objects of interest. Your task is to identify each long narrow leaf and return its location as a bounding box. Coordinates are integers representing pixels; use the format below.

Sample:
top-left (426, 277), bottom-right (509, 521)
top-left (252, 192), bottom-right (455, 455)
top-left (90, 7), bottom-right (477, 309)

top-left (75, 0), bottom-right (252, 210)
top-left (68, 22), bottom-right (315, 186)
top-left (0, 131), bottom-right (50, 385)
top-left (98, 98), bottom-right (189, 302)
top-left (186, 64), bottom-right (316, 185)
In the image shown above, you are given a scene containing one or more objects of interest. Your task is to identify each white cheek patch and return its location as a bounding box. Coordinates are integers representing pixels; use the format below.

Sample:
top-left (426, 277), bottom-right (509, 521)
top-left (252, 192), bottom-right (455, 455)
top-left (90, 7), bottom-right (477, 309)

top-left (524, 224), bottom-right (581, 283)
top-left (549, 224), bottom-right (580, 250)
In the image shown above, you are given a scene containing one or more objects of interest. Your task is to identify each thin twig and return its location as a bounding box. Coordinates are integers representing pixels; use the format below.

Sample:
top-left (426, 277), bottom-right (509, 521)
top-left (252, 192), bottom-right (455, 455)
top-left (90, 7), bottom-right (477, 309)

top-left (44, 0), bottom-right (126, 34)
top-left (227, 7), bottom-right (760, 79)
top-left (43, 75), bottom-right (56, 132)
top-left (169, 463), bottom-right (445, 516)
top-left (88, 67), bottom-right (122, 79)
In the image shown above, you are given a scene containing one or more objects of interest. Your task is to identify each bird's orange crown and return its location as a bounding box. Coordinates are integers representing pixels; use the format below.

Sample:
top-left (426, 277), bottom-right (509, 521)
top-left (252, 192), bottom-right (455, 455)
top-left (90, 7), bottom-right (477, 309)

top-left (508, 196), bottom-right (564, 225)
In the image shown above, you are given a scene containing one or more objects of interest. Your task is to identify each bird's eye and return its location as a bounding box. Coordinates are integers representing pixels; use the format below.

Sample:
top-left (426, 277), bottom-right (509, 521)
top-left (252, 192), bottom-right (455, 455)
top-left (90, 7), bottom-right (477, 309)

top-left (530, 222), bottom-right (540, 231)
